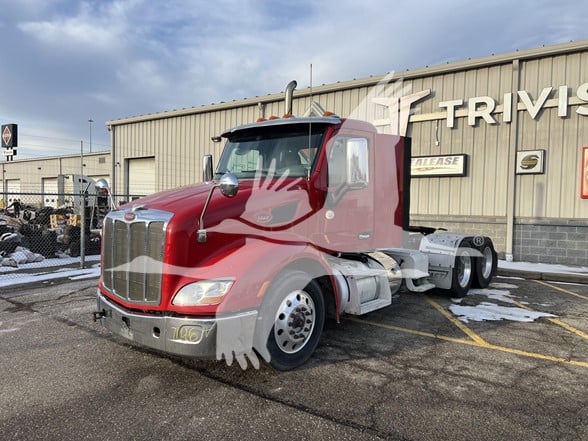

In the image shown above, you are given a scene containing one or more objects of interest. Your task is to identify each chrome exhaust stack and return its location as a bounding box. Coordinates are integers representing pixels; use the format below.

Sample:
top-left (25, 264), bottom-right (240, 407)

top-left (284, 80), bottom-right (297, 116)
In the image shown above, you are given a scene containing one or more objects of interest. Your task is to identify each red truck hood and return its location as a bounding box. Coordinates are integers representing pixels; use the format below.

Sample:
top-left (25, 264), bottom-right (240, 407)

top-left (119, 177), bottom-right (318, 235)
top-left (120, 182), bottom-right (213, 213)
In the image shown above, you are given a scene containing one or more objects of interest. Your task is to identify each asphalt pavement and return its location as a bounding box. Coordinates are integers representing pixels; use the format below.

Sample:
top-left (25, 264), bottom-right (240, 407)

top-left (1, 276), bottom-right (587, 440)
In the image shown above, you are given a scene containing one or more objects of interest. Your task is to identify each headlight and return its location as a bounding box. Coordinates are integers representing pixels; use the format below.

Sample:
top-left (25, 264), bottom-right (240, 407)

top-left (172, 279), bottom-right (234, 306)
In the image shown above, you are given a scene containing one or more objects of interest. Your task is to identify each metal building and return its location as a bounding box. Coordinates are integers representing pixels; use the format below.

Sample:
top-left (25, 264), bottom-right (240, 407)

top-left (107, 40), bottom-right (588, 266)
top-left (1, 152), bottom-right (111, 208)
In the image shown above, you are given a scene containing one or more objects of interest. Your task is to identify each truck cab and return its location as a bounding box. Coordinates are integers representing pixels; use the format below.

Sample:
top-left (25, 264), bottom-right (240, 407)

top-left (95, 84), bottom-right (497, 370)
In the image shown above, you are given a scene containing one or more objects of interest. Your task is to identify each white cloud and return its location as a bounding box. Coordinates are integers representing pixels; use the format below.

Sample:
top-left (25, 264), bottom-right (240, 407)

top-left (0, 0), bottom-right (587, 158)
top-left (17, 1), bottom-right (133, 52)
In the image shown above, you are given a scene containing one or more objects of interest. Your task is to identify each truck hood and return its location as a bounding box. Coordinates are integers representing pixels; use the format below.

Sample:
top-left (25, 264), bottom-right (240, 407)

top-left (118, 177), bottom-right (318, 239)
top-left (120, 182), bottom-right (213, 214)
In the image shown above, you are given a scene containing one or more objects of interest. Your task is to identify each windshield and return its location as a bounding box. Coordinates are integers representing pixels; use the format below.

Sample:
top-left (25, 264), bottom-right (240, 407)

top-left (215, 123), bottom-right (328, 179)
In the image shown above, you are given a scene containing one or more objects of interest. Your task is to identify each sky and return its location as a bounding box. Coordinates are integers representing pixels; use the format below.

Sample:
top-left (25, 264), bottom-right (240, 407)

top-left (0, 0), bottom-right (586, 159)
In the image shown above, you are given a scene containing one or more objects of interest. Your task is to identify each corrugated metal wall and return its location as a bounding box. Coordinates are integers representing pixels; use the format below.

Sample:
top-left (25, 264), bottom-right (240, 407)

top-left (515, 51), bottom-right (588, 220)
top-left (1, 152), bottom-right (110, 193)
top-left (109, 42), bottom-right (588, 222)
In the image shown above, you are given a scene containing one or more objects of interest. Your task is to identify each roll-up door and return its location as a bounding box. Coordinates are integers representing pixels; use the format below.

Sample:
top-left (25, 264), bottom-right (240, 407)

top-left (42, 177), bottom-right (59, 208)
top-left (5, 179), bottom-right (21, 208)
top-left (127, 157), bottom-right (155, 198)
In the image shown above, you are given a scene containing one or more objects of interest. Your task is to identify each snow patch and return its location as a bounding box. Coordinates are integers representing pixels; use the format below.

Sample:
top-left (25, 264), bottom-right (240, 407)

top-left (498, 260), bottom-right (588, 275)
top-left (467, 288), bottom-right (517, 304)
top-left (489, 282), bottom-right (519, 289)
top-left (0, 267), bottom-right (100, 288)
top-left (0, 255), bottom-right (100, 273)
top-left (449, 302), bottom-right (556, 323)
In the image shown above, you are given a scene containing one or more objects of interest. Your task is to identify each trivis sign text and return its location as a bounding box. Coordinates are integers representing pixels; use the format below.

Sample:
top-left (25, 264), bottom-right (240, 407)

top-left (439, 83), bottom-right (588, 128)
top-left (374, 82), bottom-right (588, 136)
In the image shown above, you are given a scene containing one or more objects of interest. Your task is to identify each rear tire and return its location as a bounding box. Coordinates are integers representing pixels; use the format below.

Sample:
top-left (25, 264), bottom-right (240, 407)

top-left (448, 243), bottom-right (474, 298)
top-left (472, 240), bottom-right (497, 288)
top-left (261, 271), bottom-right (325, 371)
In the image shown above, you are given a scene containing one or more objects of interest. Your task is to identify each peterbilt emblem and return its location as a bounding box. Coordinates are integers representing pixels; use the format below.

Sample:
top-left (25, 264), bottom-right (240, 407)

top-left (256, 212), bottom-right (272, 224)
top-left (124, 212), bottom-right (136, 221)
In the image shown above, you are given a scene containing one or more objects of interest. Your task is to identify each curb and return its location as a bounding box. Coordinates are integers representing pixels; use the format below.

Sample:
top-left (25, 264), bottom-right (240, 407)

top-left (497, 268), bottom-right (588, 285)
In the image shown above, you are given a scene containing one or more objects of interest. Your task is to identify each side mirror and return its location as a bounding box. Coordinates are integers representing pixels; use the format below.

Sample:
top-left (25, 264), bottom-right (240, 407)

top-left (197, 172), bottom-right (239, 243)
top-left (219, 173), bottom-right (239, 197)
top-left (202, 155), bottom-right (213, 182)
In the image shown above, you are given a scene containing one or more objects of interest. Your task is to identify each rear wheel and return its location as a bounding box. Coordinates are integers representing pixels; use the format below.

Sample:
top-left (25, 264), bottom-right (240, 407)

top-left (449, 245), bottom-right (473, 298)
top-left (262, 271), bottom-right (325, 371)
top-left (473, 241), bottom-right (497, 288)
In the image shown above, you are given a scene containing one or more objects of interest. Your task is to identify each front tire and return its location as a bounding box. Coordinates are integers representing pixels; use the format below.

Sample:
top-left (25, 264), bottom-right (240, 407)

top-left (262, 271), bottom-right (325, 371)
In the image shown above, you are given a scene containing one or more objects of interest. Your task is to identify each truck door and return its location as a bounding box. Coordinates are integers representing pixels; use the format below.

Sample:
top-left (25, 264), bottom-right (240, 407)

top-left (318, 132), bottom-right (375, 252)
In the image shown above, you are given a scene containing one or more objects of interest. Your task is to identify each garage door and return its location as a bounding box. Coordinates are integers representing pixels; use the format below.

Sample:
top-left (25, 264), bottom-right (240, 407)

top-left (128, 157), bottom-right (155, 197)
top-left (5, 179), bottom-right (21, 208)
top-left (42, 177), bottom-right (59, 208)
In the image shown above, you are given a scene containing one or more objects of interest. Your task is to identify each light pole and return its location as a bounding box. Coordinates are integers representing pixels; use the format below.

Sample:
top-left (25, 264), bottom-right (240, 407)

top-left (88, 118), bottom-right (94, 153)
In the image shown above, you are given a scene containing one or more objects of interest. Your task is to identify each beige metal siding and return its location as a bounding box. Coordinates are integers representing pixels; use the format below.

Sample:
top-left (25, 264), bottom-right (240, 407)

top-left (395, 63), bottom-right (515, 218)
top-left (514, 50), bottom-right (588, 219)
top-left (107, 42), bottom-right (587, 224)
top-left (1, 153), bottom-right (110, 201)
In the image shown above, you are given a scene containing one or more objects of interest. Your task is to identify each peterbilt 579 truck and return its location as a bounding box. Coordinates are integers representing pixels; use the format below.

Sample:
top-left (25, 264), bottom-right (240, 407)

top-left (95, 81), bottom-right (497, 370)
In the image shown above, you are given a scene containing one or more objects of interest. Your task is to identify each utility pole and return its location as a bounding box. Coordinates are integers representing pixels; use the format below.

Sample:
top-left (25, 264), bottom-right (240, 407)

top-left (88, 118), bottom-right (94, 153)
top-left (80, 140), bottom-right (85, 269)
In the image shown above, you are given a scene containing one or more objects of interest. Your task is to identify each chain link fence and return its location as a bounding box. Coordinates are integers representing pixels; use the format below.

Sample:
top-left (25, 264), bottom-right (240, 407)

top-left (0, 191), bottom-right (143, 287)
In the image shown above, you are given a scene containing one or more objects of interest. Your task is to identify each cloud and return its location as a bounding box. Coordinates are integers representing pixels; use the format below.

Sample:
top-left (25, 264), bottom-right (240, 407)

top-left (0, 0), bottom-right (586, 160)
top-left (18, 17), bottom-right (117, 52)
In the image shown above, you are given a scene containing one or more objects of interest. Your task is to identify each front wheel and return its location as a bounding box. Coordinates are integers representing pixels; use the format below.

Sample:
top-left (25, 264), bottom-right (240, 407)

top-left (262, 271), bottom-right (325, 371)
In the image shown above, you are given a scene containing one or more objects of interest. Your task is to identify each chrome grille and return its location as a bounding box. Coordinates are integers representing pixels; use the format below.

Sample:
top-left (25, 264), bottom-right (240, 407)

top-left (101, 209), bottom-right (172, 305)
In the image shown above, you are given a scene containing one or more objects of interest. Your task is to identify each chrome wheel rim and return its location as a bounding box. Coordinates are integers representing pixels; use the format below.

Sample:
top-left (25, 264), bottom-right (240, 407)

top-left (481, 247), bottom-right (494, 279)
top-left (458, 253), bottom-right (472, 288)
top-left (273, 290), bottom-right (315, 354)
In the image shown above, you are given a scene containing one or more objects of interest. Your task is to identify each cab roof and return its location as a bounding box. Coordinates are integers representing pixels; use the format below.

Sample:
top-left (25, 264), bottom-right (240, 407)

top-left (221, 116), bottom-right (342, 138)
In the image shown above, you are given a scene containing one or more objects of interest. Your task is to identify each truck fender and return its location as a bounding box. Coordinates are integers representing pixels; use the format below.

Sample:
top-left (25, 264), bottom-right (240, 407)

top-left (419, 232), bottom-right (496, 293)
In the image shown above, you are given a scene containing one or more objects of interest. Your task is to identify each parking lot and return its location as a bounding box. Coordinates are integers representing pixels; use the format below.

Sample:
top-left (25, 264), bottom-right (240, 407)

top-left (1, 275), bottom-right (587, 440)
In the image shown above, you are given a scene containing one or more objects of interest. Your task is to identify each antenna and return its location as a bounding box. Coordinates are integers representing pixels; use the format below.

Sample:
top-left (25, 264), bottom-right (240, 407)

top-left (309, 63), bottom-right (313, 104)
top-left (308, 64), bottom-right (313, 179)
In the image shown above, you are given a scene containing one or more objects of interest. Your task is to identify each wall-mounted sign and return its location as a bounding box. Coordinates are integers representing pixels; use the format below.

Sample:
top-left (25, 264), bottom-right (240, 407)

top-left (516, 149), bottom-right (545, 174)
top-left (411, 154), bottom-right (467, 177)
top-left (1, 124), bottom-right (18, 148)
top-left (372, 82), bottom-right (588, 134)
top-left (581, 147), bottom-right (588, 199)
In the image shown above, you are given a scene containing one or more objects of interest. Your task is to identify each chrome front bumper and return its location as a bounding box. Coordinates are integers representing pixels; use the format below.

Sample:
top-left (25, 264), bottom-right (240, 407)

top-left (96, 291), bottom-right (258, 359)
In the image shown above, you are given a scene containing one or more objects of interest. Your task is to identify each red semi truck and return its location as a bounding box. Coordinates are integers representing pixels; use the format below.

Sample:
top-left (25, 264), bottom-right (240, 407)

top-left (95, 81), bottom-right (497, 370)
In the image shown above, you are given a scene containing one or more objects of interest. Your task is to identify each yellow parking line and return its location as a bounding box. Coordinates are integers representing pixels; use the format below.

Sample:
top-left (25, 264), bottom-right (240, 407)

top-left (534, 280), bottom-right (588, 301)
top-left (511, 299), bottom-right (588, 341)
top-left (347, 317), bottom-right (588, 369)
top-left (423, 295), bottom-right (488, 346)
top-left (346, 316), bottom-right (475, 346)
top-left (482, 343), bottom-right (588, 368)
